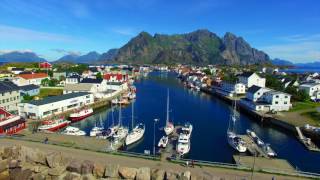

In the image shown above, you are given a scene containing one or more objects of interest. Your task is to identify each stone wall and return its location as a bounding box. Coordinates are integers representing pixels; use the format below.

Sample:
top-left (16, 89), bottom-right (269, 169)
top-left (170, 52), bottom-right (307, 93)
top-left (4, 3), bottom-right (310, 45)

top-left (0, 145), bottom-right (196, 180)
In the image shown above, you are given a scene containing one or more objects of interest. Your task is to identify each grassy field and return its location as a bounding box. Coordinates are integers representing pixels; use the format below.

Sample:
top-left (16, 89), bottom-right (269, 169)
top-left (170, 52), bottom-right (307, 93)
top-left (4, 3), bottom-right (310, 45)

top-left (301, 111), bottom-right (320, 126)
top-left (289, 101), bottom-right (320, 112)
top-left (39, 88), bottom-right (63, 98)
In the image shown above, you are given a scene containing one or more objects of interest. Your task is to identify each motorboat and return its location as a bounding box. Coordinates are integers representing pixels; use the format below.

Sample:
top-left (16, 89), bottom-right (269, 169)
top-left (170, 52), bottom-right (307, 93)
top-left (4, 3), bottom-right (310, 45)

top-left (176, 133), bottom-right (191, 156)
top-left (181, 122), bottom-right (193, 139)
top-left (247, 129), bottom-right (277, 157)
top-left (69, 108), bottom-right (93, 122)
top-left (62, 126), bottom-right (86, 136)
top-left (38, 118), bottom-right (70, 132)
top-left (158, 136), bottom-right (169, 148)
top-left (164, 89), bottom-right (174, 135)
top-left (90, 126), bottom-right (104, 137)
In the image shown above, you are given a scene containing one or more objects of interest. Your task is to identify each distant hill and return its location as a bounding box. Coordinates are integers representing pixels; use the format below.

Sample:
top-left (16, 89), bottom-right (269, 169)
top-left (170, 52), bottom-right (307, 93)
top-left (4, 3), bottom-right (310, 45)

top-left (104, 29), bottom-right (270, 65)
top-left (55, 51), bottom-right (101, 64)
top-left (271, 58), bottom-right (294, 66)
top-left (98, 49), bottom-right (118, 62)
top-left (0, 51), bottom-right (45, 62)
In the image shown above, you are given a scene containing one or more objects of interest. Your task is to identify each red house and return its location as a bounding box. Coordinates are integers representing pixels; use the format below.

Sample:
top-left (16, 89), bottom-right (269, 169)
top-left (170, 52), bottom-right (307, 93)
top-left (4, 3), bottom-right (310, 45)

top-left (103, 73), bottom-right (128, 83)
top-left (0, 108), bottom-right (26, 135)
top-left (39, 62), bottom-right (52, 69)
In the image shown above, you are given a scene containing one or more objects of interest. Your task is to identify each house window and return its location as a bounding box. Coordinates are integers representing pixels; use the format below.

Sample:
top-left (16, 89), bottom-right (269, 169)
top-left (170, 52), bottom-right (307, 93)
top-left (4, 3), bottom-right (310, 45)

top-left (276, 95), bottom-right (279, 98)
top-left (257, 92), bottom-right (260, 95)
top-left (285, 96), bottom-right (288, 98)
top-left (284, 102), bottom-right (287, 104)
top-left (275, 101), bottom-right (278, 104)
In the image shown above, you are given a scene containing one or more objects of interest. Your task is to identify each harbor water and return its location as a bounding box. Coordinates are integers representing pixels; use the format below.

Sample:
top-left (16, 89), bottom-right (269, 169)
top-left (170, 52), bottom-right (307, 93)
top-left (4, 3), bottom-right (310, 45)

top-left (72, 72), bottom-right (320, 173)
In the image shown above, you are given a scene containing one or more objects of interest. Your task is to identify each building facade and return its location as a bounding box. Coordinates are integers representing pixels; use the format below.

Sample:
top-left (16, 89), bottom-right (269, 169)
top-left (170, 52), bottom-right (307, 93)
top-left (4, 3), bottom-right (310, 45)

top-left (0, 81), bottom-right (20, 113)
top-left (238, 72), bottom-right (266, 88)
top-left (13, 73), bottom-right (48, 86)
top-left (299, 83), bottom-right (320, 100)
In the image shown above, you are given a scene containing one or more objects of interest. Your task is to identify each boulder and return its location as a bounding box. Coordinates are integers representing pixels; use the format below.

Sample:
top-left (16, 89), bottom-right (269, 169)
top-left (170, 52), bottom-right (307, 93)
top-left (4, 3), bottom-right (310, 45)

top-left (104, 164), bottom-right (119, 178)
top-left (118, 167), bottom-right (137, 179)
top-left (151, 169), bottom-right (165, 180)
top-left (48, 166), bottom-right (66, 176)
top-left (66, 160), bottom-right (82, 174)
top-left (81, 174), bottom-right (96, 180)
top-left (0, 159), bottom-right (8, 173)
top-left (136, 167), bottom-right (150, 180)
top-left (0, 170), bottom-right (9, 180)
top-left (165, 170), bottom-right (180, 180)
top-left (8, 159), bottom-right (20, 169)
top-left (63, 172), bottom-right (81, 180)
top-left (25, 148), bottom-right (46, 165)
top-left (81, 160), bottom-right (94, 175)
top-left (32, 173), bottom-right (46, 180)
top-left (93, 163), bottom-right (105, 178)
top-left (13, 169), bottom-right (33, 180)
top-left (3, 146), bottom-right (20, 159)
top-left (180, 171), bottom-right (191, 180)
top-left (46, 152), bottom-right (63, 168)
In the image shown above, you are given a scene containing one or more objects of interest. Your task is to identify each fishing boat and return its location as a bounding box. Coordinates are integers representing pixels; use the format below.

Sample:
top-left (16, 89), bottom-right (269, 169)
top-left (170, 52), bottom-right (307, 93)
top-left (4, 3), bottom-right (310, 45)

top-left (62, 126), bottom-right (86, 136)
top-left (69, 108), bottom-right (93, 122)
top-left (246, 129), bottom-right (277, 157)
top-left (164, 90), bottom-right (174, 135)
top-left (158, 136), bottom-right (169, 148)
top-left (38, 117), bottom-right (70, 132)
top-left (112, 104), bottom-right (128, 141)
top-left (125, 101), bottom-right (145, 145)
top-left (227, 98), bottom-right (247, 153)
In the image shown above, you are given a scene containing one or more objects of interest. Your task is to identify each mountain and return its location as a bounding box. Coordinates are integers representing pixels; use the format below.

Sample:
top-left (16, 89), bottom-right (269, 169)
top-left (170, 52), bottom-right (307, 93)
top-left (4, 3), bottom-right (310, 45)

top-left (98, 49), bottom-right (118, 62)
top-left (295, 61), bottom-right (320, 68)
top-left (0, 51), bottom-right (45, 62)
top-left (271, 58), bottom-right (294, 66)
top-left (108, 29), bottom-right (270, 65)
top-left (55, 51), bottom-right (101, 63)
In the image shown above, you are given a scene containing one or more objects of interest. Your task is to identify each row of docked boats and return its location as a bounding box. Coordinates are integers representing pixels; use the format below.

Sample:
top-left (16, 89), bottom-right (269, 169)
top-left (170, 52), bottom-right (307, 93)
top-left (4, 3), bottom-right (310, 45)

top-left (111, 87), bottom-right (137, 105)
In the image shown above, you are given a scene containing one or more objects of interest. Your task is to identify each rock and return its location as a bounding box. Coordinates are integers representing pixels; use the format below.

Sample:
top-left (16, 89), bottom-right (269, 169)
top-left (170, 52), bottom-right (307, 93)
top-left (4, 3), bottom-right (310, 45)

top-left (190, 175), bottom-right (204, 180)
top-left (151, 169), bottom-right (165, 180)
top-left (118, 167), bottom-right (137, 179)
top-left (0, 159), bottom-right (8, 173)
top-left (48, 166), bottom-right (65, 176)
top-left (81, 174), bottom-right (96, 180)
top-left (180, 171), bottom-right (191, 180)
top-left (46, 152), bottom-right (63, 168)
top-left (8, 159), bottom-right (22, 169)
top-left (165, 170), bottom-right (180, 180)
top-left (67, 160), bottom-right (82, 174)
top-left (93, 163), bottom-right (105, 178)
top-left (81, 160), bottom-right (94, 175)
top-left (13, 169), bottom-right (33, 180)
top-left (3, 146), bottom-right (20, 159)
top-left (25, 148), bottom-right (46, 165)
top-left (104, 164), bottom-right (119, 178)
top-left (0, 170), bottom-right (9, 180)
top-left (32, 173), bottom-right (46, 180)
top-left (136, 167), bottom-right (150, 180)
top-left (63, 172), bottom-right (81, 180)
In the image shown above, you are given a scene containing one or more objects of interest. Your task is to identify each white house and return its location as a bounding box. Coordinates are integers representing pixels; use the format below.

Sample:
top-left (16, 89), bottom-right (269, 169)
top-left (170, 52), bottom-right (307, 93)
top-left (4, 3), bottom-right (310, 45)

top-left (63, 83), bottom-right (98, 95)
top-left (241, 85), bottom-right (291, 112)
top-left (65, 74), bottom-right (82, 84)
top-left (0, 81), bottom-right (20, 113)
top-left (215, 81), bottom-right (246, 97)
top-left (13, 73), bottom-right (48, 86)
top-left (80, 78), bottom-right (107, 92)
top-left (18, 92), bottom-right (94, 119)
top-left (299, 83), bottom-right (320, 100)
top-left (238, 72), bottom-right (266, 88)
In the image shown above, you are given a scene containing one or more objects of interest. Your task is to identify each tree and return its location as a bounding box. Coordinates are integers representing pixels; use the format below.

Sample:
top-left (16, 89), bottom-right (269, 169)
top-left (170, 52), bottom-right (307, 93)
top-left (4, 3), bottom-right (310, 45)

top-left (203, 68), bottom-right (212, 75)
top-left (285, 86), bottom-right (310, 102)
top-left (265, 74), bottom-right (283, 91)
top-left (41, 78), bottom-right (50, 86)
top-left (96, 72), bottom-right (102, 79)
top-left (48, 78), bottom-right (59, 87)
top-left (23, 94), bottom-right (33, 101)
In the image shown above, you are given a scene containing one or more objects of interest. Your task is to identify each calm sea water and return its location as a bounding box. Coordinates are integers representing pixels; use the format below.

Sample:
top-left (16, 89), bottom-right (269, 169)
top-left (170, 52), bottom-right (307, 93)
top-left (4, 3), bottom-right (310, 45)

top-left (281, 67), bottom-right (320, 73)
top-left (73, 72), bottom-right (320, 173)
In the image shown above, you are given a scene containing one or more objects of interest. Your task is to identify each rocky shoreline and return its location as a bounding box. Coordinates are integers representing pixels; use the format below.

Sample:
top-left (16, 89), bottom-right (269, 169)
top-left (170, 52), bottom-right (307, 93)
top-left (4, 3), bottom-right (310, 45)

top-left (0, 145), bottom-right (196, 180)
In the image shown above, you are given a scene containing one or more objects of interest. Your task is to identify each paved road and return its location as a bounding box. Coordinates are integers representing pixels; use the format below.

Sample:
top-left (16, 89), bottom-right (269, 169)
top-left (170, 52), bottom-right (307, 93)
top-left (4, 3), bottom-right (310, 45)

top-left (0, 138), bottom-right (309, 180)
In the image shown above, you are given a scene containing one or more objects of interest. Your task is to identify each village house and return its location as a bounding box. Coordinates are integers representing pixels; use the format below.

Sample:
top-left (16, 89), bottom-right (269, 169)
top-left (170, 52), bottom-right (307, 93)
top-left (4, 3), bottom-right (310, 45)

top-left (80, 78), bottom-right (107, 92)
top-left (103, 72), bottom-right (128, 83)
top-left (240, 85), bottom-right (292, 112)
top-left (299, 83), bottom-right (320, 100)
top-left (39, 62), bottom-right (52, 69)
top-left (18, 92), bottom-right (94, 119)
top-left (215, 82), bottom-right (246, 97)
top-left (0, 80), bottom-right (20, 113)
top-left (0, 107), bottom-right (25, 135)
top-left (63, 83), bottom-right (98, 95)
top-left (65, 74), bottom-right (82, 84)
top-left (13, 73), bottom-right (48, 86)
top-left (238, 72), bottom-right (266, 88)
top-left (10, 68), bottom-right (25, 75)
top-left (19, 84), bottom-right (40, 97)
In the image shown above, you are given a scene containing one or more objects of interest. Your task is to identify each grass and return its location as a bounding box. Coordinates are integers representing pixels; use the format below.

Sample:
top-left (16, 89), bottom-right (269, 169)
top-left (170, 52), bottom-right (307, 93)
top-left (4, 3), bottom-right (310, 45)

top-left (301, 111), bottom-right (320, 126)
top-left (39, 88), bottom-right (63, 98)
top-left (289, 101), bottom-right (320, 112)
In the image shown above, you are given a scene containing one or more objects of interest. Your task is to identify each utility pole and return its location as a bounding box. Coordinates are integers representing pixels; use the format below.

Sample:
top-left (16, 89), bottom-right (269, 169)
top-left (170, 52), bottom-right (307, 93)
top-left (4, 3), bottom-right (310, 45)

top-left (153, 118), bottom-right (159, 156)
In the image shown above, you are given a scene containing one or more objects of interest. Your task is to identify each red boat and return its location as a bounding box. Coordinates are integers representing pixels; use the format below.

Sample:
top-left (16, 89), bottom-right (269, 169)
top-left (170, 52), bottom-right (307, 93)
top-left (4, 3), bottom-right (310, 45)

top-left (69, 108), bottom-right (93, 122)
top-left (38, 118), bottom-right (70, 132)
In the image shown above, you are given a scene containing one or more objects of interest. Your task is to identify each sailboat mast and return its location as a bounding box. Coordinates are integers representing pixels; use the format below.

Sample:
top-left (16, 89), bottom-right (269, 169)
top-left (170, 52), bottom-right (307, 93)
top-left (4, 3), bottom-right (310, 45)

top-left (166, 89), bottom-right (169, 125)
top-left (119, 104), bottom-right (122, 126)
top-left (131, 101), bottom-right (134, 130)
top-left (111, 104), bottom-right (114, 126)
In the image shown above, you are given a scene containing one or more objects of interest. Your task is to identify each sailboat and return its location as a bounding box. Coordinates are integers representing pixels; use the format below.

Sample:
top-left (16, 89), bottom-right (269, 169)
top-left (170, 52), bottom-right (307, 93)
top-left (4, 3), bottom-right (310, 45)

top-left (125, 101), bottom-right (145, 145)
top-left (112, 104), bottom-right (128, 141)
top-left (227, 98), bottom-right (247, 153)
top-left (164, 89), bottom-right (174, 135)
top-left (90, 114), bottom-right (104, 137)
top-left (97, 104), bottom-right (118, 139)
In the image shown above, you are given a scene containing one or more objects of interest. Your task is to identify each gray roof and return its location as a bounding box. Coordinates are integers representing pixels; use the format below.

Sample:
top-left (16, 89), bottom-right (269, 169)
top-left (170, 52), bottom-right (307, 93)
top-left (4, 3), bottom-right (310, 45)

top-left (64, 83), bottom-right (94, 91)
top-left (0, 80), bottom-right (20, 93)
top-left (28, 92), bottom-right (90, 106)
top-left (19, 84), bottom-right (40, 91)
top-left (238, 72), bottom-right (255, 78)
top-left (247, 85), bottom-right (262, 94)
top-left (80, 78), bottom-right (103, 84)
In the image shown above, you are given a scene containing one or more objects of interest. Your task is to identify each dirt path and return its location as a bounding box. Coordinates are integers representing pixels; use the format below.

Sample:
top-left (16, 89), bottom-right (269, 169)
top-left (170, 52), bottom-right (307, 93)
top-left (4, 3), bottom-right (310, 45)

top-left (0, 138), bottom-right (310, 180)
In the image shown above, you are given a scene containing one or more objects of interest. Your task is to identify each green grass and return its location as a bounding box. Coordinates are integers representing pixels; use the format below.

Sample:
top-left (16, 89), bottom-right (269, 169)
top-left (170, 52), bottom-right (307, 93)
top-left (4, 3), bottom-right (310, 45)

top-left (289, 101), bottom-right (320, 112)
top-left (39, 88), bottom-right (63, 98)
top-left (301, 111), bottom-right (320, 126)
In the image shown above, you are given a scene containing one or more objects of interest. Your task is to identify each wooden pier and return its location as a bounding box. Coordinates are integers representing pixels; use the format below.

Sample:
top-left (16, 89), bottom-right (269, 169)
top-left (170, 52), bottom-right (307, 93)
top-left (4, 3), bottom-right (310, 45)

top-left (239, 135), bottom-right (270, 158)
top-left (296, 127), bottom-right (320, 152)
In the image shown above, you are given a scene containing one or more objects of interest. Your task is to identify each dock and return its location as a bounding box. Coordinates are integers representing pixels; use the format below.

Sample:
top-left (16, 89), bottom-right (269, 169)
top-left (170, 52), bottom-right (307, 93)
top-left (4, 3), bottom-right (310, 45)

top-left (296, 127), bottom-right (320, 152)
top-left (159, 125), bottom-right (183, 160)
top-left (239, 135), bottom-right (270, 158)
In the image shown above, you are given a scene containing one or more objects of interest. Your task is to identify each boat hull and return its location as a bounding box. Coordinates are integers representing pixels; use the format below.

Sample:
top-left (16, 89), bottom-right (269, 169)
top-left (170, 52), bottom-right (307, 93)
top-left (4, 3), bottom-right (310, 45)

top-left (39, 122), bottom-right (69, 132)
top-left (70, 111), bottom-right (93, 122)
top-left (125, 129), bottom-right (144, 145)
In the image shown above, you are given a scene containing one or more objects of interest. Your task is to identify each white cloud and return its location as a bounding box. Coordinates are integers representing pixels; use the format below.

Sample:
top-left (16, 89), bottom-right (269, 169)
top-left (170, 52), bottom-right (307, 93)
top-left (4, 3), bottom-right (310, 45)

top-left (111, 27), bottom-right (138, 36)
top-left (0, 24), bottom-right (75, 42)
top-left (0, 49), bottom-right (33, 55)
top-left (51, 49), bottom-right (82, 56)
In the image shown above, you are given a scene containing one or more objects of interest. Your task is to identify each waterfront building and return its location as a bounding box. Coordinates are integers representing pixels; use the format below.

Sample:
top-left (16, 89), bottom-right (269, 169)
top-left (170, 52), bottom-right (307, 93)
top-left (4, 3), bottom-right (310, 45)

top-left (39, 62), bottom-right (52, 69)
top-left (63, 83), bottom-right (98, 94)
top-left (0, 107), bottom-right (25, 135)
top-left (215, 82), bottom-right (246, 97)
top-left (19, 84), bottom-right (40, 97)
top-left (103, 72), bottom-right (128, 83)
top-left (299, 83), bottom-right (320, 100)
top-left (0, 71), bottom-right (13, 78)
top-left (13, 73), bottom-right (48, 86)
top-left (238, 72), bottom-right (266, 88)
top-left (0, 81), bottom-right (20, 113)
top-left (18, 92), bottom-right (94, 119)
top-left (80, 78), bottom-right (107, 92)
top-left (241, 85), bottom-right (292, 112)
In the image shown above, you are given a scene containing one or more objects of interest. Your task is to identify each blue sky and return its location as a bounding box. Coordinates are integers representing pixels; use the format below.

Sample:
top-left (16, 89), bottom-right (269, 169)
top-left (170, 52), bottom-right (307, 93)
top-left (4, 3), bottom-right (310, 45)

top-left (0, 0), bottom-right (319, 62)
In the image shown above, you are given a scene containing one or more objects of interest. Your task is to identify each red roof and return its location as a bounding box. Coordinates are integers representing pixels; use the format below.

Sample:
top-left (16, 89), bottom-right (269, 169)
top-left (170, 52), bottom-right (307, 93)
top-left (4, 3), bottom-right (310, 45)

top-left (18, 73), bottom-right (48, 79)
top-left (103, 73), bottom-right (127, 81)
top-left (39, 62), bottom-right (52, 68)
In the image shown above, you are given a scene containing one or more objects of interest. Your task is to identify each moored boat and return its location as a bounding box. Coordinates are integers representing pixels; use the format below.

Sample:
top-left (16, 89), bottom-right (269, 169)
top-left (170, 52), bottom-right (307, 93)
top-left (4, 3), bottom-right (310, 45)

top-left (62, 126), bottom-right (86, 136)
top-left (247, 129), bottom-right (277, 157)
top-left (176, 133), bottom-right (191, 156)
top-left (69, 108), bottom-right (93, 122)
top-left (38, 118), bottom-right (70, 132)
top-left (158, 136), bottom-right (169, 148)
top-left (90, 126), bottom-right (104, 137)
top-left (164, 89), bottom-right (174, 135)
top-left (125, 101), bottom-right (145, 145)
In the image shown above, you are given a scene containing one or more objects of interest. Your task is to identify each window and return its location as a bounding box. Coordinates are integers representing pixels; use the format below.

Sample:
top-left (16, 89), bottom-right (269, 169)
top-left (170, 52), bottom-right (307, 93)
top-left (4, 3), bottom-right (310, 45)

top-left (275, 101), bottom-right (278, 104)
top-left (285, 96), bottom-right (288, 98)
top-left (275, 95), bottom-right (279, 98)
top-left (257, 92), bottom-right (260, 95)
top-left (284, 102), bottom-right (287, 104)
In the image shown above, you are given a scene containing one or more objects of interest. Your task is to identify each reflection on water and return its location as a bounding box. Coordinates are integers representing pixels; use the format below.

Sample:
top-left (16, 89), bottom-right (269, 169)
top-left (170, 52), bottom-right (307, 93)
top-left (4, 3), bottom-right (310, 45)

top-left (71, 71), bottom-right (320, 173)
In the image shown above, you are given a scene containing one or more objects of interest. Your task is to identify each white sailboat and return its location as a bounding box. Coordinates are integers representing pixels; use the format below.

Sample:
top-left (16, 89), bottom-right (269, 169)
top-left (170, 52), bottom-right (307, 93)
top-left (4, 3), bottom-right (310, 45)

top-left (97, 104), bottom-right (119, 139)
top-left (90, 114), bottom-right (104, 137)
top-left (125, 101), bottom-right (145, 145)
top-left (112, 104), bottom-right (128, 141)
top-left (62, 126), bottom-right (86, 136)
top-left (227, 99), bottom-right (247, 153)
top-left (164, 89), bottom-right (174, 135)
